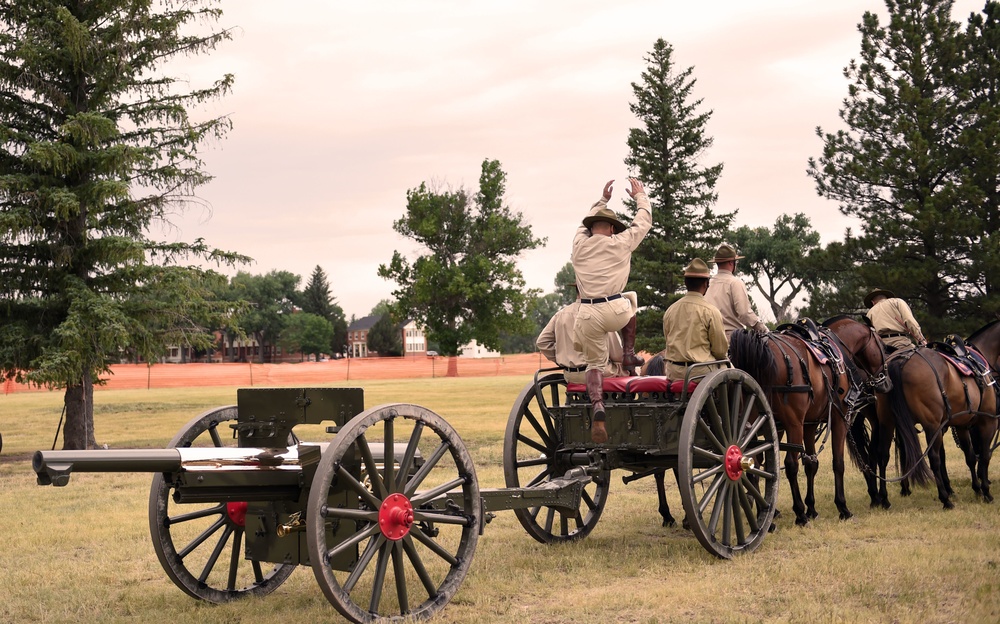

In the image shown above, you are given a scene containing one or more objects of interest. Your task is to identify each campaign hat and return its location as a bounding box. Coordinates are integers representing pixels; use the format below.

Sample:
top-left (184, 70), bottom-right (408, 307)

top-left (683, 258), bottom-right (712, 278)
top-left (864, 288), bottom-right (896, 308)
top-left (583, 208), bottom-right (627, 234)
top-left (712, 243), bottom-right (745, 264)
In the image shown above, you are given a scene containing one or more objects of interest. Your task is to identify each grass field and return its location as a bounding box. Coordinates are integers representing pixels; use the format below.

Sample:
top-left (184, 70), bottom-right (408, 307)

top-left (2, 377), bottom-right (998, 624)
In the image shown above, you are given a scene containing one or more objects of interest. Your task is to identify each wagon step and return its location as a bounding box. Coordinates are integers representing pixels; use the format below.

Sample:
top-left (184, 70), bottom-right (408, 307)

top-left (779, 442), bottom-right (806, 453)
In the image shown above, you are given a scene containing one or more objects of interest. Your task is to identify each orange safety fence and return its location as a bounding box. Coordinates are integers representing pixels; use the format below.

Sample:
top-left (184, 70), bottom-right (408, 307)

top-left (2, 353), bottom-right (551, 394)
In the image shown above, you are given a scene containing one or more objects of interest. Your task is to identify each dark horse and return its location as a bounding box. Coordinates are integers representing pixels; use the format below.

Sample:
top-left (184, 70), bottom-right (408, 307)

top-left (729, 317), bottom-right (891, 525)
top-left (872, 323), bottom-right (999, 508)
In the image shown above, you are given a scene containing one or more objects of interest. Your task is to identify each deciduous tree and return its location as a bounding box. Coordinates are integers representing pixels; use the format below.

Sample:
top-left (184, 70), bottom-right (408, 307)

top-left (378, 159), bottom-right (544, 356)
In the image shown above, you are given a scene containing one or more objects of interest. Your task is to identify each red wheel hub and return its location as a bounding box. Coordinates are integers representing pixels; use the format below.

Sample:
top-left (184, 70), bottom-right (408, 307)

top-left (725, 445), bottom-right (745, 481)
top-left (226, 501), bottom-right (248, 527)
top-left (379, 493), bottom-right (415, 541)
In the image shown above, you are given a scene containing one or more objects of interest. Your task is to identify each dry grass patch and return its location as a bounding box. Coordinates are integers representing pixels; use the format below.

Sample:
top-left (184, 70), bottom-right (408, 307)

top-left (2, 377), bottom-right (999, 623)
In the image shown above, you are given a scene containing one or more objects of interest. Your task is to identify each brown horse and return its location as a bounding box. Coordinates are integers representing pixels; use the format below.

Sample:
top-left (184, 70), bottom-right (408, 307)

top-left (874, 338), bottom-right (998, 508)
top-left (729, 317), bottom-right (891, 525)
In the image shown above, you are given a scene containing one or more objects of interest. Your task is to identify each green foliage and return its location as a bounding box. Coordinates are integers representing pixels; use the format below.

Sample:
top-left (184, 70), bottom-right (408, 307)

top-left (226, 271), bottom-right (299, 363)
top-left (367, 314), bottom-right (402, 357)
top-left (297, 265), bottom-right (347, 354)
top-left (728, 214), bottom-right (825, 324)
top-left (0, 2), bottom-right (246, 447)
top-left (378, 159), bottom-right (544, 356)
top-left (623, 38), bottom-right (735, 351)
top-left (277, 312), bottom-right (334, 360)
top-left (553, 262), bottom-right (577, 306)
top-left (807, 0), bottom-right (1000, 337)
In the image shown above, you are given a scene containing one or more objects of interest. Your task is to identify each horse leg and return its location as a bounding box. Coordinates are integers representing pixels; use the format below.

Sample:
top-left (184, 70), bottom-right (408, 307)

top-left (897, 428), bottom-right (913, 497)
top-left (875, 401), bottom-right (894, 509)
top-left (859, 408), bottom-right (882, 508)
top-left (653, 468), bottom-right (677, 527)
top-left (831, 419), bottom-right (852, 520)
top-left (802, 424), bottom-right (820, 520)
top-left (925, 433), bottom-right (953, 509)
top-left (977, 419), bottom-right (996, 503)
top-left (955, 427), bottom-right (982, 497)
top-left (939, 432), bottom-right (955, 498)
top-left (783, 440), bottom-right (809, 526)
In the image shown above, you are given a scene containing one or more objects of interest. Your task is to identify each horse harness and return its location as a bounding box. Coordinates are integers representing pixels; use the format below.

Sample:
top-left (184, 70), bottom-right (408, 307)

top-left (766, 319), bottom-right (857, 423)
top-left (894, 337), bottom-right (997, 424)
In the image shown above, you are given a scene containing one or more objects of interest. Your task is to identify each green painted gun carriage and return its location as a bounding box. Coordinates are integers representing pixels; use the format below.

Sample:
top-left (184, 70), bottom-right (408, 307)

top-left (32, 365), bottom-right (780, 623)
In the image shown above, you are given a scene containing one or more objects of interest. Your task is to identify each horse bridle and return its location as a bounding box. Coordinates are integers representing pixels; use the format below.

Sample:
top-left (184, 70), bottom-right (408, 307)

top-left (852, 325), bottom-right (890, 392)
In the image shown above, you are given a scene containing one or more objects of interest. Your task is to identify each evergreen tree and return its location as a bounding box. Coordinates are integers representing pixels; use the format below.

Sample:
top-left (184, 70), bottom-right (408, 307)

top-left (807, 0), bottom-right (994, 338)
top-left (0, 1), bottom-right (245, 448)
top-left (298, 265), bottom-right (347, 356)
top-left (378, 159), bottom-right (544, 356)
top-left (623, 39), bottom-right (734, 351)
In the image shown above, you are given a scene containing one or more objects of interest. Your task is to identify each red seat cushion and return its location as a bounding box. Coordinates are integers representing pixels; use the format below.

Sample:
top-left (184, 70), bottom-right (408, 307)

top-left (566, 376), bottom-right (698, 395)
top-left (566, 376), bottom-right (631, 393)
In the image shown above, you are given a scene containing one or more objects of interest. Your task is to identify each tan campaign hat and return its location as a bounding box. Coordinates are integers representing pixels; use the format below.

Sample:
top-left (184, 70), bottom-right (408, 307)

top-left (712, 243), bottom-right (744, 264)
top-left (683, 258), bottom-right (712, 278)
top-left (583, 207), bottom-right (627, 234)
top-left (864, 288), bottom-right (896, 308)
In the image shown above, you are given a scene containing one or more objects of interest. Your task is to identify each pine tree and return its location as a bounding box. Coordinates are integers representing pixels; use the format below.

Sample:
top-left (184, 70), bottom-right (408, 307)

top-left (623, 39), bottom-right (734, 352)
top-left (807, 0), bottom-right (992, 337)
top-left (0, 2), bottom-right (245, 448)
top-left (299, 265), bottom-right (348, 354)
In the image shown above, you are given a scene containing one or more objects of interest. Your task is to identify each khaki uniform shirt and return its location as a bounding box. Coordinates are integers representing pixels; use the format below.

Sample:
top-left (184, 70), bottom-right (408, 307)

top-left (662, 292), bottom-right (728, 380)
top-left (866, 297), bottom-right (926, 350)
top-left (536, 302), bottom-right (626, 382)
top-left (571, 193), bottom-right (653, 300)
top-left (705, 269), bottom-right (765, 337)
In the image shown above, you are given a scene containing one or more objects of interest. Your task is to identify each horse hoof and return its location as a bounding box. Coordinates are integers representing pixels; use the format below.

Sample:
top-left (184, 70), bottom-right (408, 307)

top-left (795, 517), bottom-right (809, 527)
top-left (807, 510), bottom-right (819, 520)
top-left (662, 517), bottom-right (676, 528)
top-left (839, 511), bottom-right (853, 521)
top-left (881, 499), bottom-right (891, 510)
top-left (943, 500), bottom-right (955, 510)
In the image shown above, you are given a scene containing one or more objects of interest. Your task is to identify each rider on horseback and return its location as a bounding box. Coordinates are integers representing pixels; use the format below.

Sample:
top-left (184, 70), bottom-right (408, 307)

top-left (864, 288), bottom-right (927, 353)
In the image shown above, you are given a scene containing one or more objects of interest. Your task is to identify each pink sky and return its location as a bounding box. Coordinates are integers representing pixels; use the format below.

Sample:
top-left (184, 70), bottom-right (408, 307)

top-left (158, 0), bottom-right (985, 320)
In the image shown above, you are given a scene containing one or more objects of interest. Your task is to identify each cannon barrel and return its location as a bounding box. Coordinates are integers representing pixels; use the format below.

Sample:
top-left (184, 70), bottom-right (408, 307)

top-left (33, 444), bottom-right (315, 487)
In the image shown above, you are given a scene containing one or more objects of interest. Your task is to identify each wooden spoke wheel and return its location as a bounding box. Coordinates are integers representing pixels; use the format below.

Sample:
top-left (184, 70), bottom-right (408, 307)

top-left (678, 369), bottom-right (779, 559)
top-left (503, 373), bottom-right (609, 543)
top-left (148, 406), bottom-right (295, 602)
top-left (307, 403), bottom-right (480, 624)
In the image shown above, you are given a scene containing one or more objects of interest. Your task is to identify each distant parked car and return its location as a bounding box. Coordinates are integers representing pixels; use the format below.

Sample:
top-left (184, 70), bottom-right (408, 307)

top-left (426, 351), bottom-right (438, 357)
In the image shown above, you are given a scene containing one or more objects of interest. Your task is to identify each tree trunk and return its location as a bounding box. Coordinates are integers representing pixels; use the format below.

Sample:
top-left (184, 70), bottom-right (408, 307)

top-left (62, 370), bottom-right (97, 450)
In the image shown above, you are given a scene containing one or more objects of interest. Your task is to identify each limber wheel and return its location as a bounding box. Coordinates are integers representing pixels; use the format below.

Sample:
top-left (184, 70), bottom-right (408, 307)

top-left (678, 368), bottom-right (779, 559)
top-left (307, 403), bottom-right (480, 624)
top-left (148, 406), bottom-right (295, 602)
top-left (503, 373), bottom-right (609, 543)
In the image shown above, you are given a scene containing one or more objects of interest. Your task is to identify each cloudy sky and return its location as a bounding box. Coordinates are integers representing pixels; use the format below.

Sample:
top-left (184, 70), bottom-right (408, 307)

top-left (158, 0), bottom-right (985, 320)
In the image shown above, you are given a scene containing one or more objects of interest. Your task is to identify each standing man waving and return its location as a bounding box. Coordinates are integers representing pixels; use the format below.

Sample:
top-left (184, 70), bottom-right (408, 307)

top-left (572, 177), bottom-right (653, 443)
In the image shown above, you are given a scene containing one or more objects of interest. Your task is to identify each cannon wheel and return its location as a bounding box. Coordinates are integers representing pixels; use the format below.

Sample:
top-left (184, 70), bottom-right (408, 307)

top-left (503, 372), bottom-right (609, 543)
top-left (148, 406), bottom-right (295, 602)
top-left (678, 368), bottom-right (779, 559)
top-left (307, 403), bottom-right (480, 624)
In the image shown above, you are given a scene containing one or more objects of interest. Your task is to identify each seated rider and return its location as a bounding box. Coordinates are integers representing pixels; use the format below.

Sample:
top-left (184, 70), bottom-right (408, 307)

top-left (864, 288), bottom-right (927, 353)
top-left (662, 258), bottom-right (729, 382)
top-left (536, 297), bottom-right (629, 385)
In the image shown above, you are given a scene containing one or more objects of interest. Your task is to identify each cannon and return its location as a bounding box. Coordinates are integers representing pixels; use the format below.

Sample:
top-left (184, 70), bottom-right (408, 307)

top-left (33, 367), bottom-right (780, 622)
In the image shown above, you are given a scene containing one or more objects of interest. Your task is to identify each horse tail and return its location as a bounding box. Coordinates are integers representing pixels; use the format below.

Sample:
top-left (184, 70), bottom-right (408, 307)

top-left (886, 358), bottom-right (933, 486)
top-left (729, 329), bottom-right (776, 387)
top-left (846, 404), bottom-right (873, 472)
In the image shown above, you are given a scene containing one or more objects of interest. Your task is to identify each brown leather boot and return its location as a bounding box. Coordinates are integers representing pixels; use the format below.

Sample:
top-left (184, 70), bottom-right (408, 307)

top-left (586, 369), bottom-right (608, 444)
top-left (620, 315), bottom-right (644, 375)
